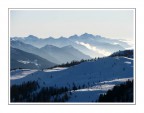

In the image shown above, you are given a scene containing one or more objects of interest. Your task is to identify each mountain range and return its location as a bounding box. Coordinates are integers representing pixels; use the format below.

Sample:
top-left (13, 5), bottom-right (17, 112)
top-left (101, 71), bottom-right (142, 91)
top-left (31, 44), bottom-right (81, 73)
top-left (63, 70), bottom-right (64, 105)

top-left (11, 33), bottom-right (131, 58)
top-left (11, 33), bottom-right (132, 69)
top-left (11, 47), bottom-right (56, 70)
top-left (11, 40), bottom-right (90, 65)
top-left (10, 31), bottom-right (134, 102)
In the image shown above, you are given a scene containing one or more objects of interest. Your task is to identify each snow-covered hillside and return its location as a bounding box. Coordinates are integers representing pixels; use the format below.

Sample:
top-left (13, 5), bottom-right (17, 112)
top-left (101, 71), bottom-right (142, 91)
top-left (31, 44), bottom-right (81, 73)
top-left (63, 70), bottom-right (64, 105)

top-left (11, 56), bottom-right (133, 102)
top-left (68, 77), bottom-right (133, 102)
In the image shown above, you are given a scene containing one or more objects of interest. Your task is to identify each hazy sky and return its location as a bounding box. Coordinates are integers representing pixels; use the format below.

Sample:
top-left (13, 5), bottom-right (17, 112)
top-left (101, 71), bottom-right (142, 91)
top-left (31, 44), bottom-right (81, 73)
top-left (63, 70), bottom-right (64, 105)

top-left (10, 9), bottom-right (134, 40)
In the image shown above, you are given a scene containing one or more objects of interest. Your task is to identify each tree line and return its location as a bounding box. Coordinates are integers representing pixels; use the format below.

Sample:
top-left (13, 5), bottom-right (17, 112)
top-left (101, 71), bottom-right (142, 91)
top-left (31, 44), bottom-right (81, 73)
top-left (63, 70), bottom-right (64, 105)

top-left (11, 81), bottom-right (70, 102)
top-left (98, 80), bottom-right (133, 102)
top-left (10, 81), bottom-right (90, 102)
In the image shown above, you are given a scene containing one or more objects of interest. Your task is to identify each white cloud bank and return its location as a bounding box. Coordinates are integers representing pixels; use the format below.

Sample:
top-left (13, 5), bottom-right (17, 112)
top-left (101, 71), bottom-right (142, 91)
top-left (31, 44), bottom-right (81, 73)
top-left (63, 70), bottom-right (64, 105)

top-left (118, 39), bottom-right (134, 49)
top-left (76, 41), bottom-right (111, 56)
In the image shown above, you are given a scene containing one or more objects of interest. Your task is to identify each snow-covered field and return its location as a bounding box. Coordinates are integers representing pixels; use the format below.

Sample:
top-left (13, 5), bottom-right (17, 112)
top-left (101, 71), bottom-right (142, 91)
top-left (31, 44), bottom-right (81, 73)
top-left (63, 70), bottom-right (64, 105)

top-left (11, 69), bottom-right (38, 80)
top-left (10, 56), bottom-right (133, 102)
top-left (43, 67), bottom-right (68, 72)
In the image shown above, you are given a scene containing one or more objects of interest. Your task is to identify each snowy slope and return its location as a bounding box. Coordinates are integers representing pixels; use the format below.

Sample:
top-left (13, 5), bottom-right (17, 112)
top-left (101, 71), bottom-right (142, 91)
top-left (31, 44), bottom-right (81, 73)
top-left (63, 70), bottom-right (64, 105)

top-left (10, 56), bottom-right (133, 102)
top-left (68, 77), bottom-right (133, 102)
top-left (11, 69), bottom-right (38, 80)
top-left (11, 56), bottom-right (133, 87)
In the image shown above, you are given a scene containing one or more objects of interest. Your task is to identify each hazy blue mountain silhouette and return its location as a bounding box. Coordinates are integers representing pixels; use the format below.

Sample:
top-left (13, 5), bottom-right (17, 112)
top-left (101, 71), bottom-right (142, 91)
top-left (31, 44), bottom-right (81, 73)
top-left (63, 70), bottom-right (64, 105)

top-left (40, 44), bottom-right (91, 64)
top-left (11, 33), bottom-right (130, 58)
top-left (11, 40), bottom-right (59, 64)
top-left (11, 40), bottom-right (90, 64)
top-left (11, 47), bottom-right (56, 69)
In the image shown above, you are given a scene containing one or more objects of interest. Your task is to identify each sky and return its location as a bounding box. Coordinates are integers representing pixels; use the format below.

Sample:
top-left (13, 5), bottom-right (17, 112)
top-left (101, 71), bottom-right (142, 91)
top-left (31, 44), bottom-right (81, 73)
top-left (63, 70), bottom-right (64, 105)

top-left (10, 9), bottom-right (134, 40)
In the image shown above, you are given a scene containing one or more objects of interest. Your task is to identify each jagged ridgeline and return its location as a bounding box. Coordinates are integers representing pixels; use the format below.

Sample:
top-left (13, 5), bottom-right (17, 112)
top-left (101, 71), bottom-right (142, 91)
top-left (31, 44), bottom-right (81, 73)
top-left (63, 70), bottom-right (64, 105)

top-left (11, 33), bottom-right (132, 67)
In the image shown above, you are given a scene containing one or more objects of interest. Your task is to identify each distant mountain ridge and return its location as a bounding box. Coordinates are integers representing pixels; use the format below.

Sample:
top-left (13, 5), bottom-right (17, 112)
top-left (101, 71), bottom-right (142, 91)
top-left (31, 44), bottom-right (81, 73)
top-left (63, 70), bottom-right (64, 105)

top-left (11, 33), bottom-right (131, 58)
top-left (11, 47), bottom-right (56, 70)
top-left (110, 50), bottom-right (133, 58)
top-left (11, 40), bottom-right (60, 63)
top-left (11, 40), bottom-right (91, 64)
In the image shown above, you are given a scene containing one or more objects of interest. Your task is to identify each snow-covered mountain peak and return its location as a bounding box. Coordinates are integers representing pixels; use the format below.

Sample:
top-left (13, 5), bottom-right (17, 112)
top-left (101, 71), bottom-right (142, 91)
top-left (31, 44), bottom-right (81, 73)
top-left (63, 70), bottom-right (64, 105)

top-left (26, 35), bottom-right (39, 40)
top-left (59, 36), bottom-right (67, 39)
top-left (69, 34), bottom-right (79, 39)
top-left (80, 33), bottom-right (94, 38)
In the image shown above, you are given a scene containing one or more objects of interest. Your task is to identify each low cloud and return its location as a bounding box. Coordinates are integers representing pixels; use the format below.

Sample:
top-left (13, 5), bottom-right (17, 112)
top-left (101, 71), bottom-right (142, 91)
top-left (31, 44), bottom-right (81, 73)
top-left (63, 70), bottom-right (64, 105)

top-left (118, 39), bottom-right (134, 47)
top-left (112, 42), bottom-right (119, 45)
top-left (76, 41), bottom-right (111, 56)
